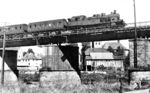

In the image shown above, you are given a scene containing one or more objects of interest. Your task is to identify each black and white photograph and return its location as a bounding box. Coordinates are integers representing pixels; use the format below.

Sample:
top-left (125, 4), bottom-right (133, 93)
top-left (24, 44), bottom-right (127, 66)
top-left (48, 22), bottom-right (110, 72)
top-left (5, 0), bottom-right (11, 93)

top-left (0, 0), bottom-right (150, 93)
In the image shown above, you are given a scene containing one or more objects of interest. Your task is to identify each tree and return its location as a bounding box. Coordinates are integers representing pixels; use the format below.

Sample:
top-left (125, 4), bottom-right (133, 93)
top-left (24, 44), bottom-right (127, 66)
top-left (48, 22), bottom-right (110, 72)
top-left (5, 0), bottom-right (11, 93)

top-left (81, 42), bottom-right (90, 70)
top-left (22, 48), bottom-right (36, 59)
top-left (27, 48), bottom-right (34, 54)
top-left (107, 46), bottom-right (114, 53)
top-left (23, 52), bottom-right (27, 57)
top-left (116, 46), bottom-right (124, 56)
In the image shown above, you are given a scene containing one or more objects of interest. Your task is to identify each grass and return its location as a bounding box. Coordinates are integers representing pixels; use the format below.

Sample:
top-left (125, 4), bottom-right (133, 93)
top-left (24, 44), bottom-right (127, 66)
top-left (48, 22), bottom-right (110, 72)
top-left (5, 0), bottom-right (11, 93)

top-left (0, 81), bottom-right (120, 93)
top-left (1, 70), bottom-right (143, 93)
top-left (0, 71), bottom-right (122, 93)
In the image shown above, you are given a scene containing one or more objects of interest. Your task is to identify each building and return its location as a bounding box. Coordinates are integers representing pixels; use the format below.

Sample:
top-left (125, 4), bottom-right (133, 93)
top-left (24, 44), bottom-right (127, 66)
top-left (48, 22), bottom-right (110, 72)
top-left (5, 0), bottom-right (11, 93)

top-left (83, 48), bottom-right (124, 71)
top-left (17, 46), bottom-right (44, 71)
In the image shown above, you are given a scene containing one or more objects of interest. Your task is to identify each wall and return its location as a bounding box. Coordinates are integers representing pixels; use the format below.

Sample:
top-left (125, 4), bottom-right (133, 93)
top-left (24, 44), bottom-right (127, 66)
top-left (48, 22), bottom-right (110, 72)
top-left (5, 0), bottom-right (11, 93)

top-left (129, 71), bottom-right (150, 89)
top-left (131, 71), bottom-right (150, 81)
top-left (17, 59), bottom-right (42, 70)
top-left (86, 59), bottom-right (124, 69)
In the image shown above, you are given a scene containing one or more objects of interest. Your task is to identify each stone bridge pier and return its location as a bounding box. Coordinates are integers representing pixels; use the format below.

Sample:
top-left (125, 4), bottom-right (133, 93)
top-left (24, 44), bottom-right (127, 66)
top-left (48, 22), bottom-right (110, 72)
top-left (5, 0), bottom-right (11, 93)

top-left (129, 38), bottom-right (150, 88)
top-left (129, 38), bottom-right (150, 68)
top-left (40, 45), bottom-right (81, 88)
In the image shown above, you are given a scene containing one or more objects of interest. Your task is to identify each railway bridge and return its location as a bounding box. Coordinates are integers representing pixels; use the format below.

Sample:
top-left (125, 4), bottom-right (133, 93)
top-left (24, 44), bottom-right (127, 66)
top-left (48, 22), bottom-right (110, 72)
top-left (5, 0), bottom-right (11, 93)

top-left (0, 22), bottom-right (150, 47)
top-left (1, 21), bottom-right (150, 87)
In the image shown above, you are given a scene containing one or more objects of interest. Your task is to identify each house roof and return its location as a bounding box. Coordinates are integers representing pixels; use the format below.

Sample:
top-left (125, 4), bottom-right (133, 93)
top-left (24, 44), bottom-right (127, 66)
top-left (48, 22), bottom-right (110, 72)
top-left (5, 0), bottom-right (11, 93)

top-left (85, 56), bottom-right (92, 59)
top-left (85, 48), bottom-right (109, 55)
top-left (102, 42), bottom-right (126, 50)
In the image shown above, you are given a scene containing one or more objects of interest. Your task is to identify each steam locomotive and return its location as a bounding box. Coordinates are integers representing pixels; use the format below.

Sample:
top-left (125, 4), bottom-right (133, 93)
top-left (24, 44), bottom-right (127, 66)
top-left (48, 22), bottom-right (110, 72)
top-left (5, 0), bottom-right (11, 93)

top-left (67, 10), bottom-right (125, 29)
top-left (0, 10), bottom-right (125, 37)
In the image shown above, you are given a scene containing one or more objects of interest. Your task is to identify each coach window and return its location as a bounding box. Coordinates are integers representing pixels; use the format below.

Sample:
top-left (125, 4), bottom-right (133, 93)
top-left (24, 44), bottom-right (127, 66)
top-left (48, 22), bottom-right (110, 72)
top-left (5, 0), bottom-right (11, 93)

top-left (75, 18), bottom-right (78, 21)
top-left (42, 24), bottom-right (45, 28)
top-left (59, 22), bottom-right (61, 24)
top-left (8, 28), bottom-right (10, 30)
top-left (100, 19), bottom-right (103, 22)
top-left (68, 19), bottom-right (71, 22)
top-left (15, 27), bottom-right (17, 30)
top-left (34, 24), bottom-right (36, 28)
top-left (49, 24), bottom-right (52, 27)
top-left (108, 18), bottom-right (111, 22)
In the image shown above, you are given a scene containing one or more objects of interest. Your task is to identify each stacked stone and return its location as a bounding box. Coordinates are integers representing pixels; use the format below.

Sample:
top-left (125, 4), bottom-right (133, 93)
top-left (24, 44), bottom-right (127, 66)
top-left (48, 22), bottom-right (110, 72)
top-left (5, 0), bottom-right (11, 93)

top-left (129, 38), bottom-right (150, 68)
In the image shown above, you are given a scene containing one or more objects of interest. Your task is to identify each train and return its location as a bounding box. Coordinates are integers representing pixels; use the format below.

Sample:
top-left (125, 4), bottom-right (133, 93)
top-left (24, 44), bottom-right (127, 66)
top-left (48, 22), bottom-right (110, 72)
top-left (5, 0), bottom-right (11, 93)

top-left (0, 10), bottom-right (125, 37)
top-left (28, 19), bottom-right (68, 32)
top-left (67, 10), bottom-right (125, 28)
top-left (0, 24), bottom-right (27, 36)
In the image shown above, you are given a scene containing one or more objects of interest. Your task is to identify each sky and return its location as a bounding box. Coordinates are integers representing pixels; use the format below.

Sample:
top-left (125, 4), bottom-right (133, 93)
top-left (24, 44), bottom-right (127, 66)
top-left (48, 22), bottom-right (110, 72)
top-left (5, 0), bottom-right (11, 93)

top-left (0, 0), bottom-right (149, 25)
top-left (0, 0), bottom-right (149, 49)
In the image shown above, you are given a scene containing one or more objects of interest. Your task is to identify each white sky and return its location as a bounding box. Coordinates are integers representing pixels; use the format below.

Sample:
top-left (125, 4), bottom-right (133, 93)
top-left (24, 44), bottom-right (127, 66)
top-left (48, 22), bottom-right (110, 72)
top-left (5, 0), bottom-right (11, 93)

top-left (0, 0), bottom-right (149, 25)
top-left (1, 0), bottom-right (148, 49)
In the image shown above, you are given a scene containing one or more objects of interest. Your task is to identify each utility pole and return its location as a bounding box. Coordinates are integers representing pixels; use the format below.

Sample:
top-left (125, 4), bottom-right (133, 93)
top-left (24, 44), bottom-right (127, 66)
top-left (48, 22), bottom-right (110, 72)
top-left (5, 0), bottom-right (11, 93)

top-left (1, 27), bottom-right (6, 85)
top-left (133, 0), bottom-right (137, 68)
